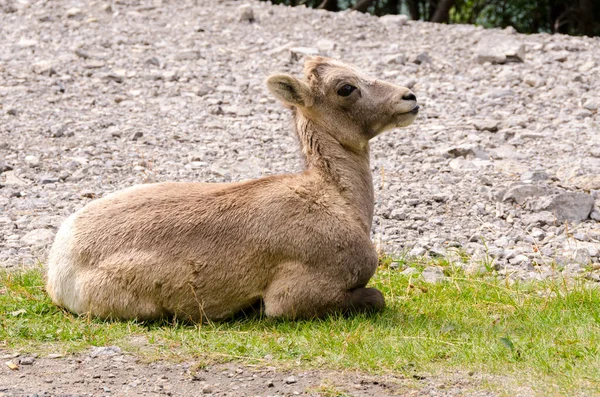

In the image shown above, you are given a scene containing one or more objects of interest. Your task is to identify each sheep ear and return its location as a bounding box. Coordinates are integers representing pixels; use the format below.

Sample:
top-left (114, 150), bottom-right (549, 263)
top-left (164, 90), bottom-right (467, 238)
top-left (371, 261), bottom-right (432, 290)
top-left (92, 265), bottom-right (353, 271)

top-left (266, 74), bottom-right (313, 108)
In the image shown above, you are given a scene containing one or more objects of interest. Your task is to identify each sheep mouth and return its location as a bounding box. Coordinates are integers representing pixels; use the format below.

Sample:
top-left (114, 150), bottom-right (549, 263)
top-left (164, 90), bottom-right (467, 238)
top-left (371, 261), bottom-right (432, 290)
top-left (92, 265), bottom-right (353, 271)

top-left (394, 105), bottom-right (420, 117)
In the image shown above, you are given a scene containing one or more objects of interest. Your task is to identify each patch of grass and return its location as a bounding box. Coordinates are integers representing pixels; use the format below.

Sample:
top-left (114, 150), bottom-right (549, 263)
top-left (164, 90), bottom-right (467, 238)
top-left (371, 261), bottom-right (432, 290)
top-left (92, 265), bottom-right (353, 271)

top-left (1, 263), bottom-right (599, 396)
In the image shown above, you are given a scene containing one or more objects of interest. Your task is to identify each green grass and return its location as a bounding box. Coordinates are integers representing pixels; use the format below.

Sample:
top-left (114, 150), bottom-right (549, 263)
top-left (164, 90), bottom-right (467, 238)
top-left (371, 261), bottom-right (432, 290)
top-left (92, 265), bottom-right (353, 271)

top-left (1, 261), bottom-right (599, 396)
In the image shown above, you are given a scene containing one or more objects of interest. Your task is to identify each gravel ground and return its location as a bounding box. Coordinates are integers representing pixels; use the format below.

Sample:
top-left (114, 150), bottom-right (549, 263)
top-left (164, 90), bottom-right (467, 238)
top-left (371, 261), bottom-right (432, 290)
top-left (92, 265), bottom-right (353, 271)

top-left (0, 347), bottom-right (512, 397)
top-left (0, 1), bottom-right (599, 279)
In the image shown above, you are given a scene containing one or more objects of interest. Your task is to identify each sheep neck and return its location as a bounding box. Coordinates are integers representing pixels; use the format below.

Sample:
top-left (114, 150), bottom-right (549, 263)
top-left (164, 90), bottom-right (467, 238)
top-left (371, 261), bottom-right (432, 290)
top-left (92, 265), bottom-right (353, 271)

top-left (293, 112), bottom-right (375, 234)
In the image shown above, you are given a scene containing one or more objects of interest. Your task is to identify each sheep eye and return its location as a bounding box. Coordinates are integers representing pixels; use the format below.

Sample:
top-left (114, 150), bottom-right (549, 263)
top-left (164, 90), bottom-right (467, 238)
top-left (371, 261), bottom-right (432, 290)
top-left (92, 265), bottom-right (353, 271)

top-left (337, 84), bottom-right (357, 97)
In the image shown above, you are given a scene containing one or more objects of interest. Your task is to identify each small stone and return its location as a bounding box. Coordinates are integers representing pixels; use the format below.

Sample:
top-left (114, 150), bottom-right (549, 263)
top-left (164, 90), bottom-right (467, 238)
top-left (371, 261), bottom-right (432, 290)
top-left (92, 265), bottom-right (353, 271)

top-left (285, 376), bottom-right (297, 384)
top-left (237, 4), bottom-right (255, 23)
top-left (66, 7), bottom-right (83, 18)
top-left (421, 266), bottom-right (445, 284)
top-left (40, 176), bottom-right (59, 184)
top-left (494, 236), bottom-right (509, 247)
top-left (83, 60), bottom-right (106, 69)
top-left (131, 131), bottom-right (143, 141)
top-left (19, 357), bottom-right (35, 365)
top-left (290, 47), bottom-right (319, 62)
top-left (502, 184), bottom-right (553, 204)
top-left (50, 124), bottom-right (68, 138)
top-left (32, 61), bottom-right (56, 76)
top-left (175, 50), bottom-right (201, 61)
top-left (550, 192), bottom-right (594, 222)
top-left (414, 52), bottom-right (432, 65)
top-left (267, 380), bottom-right (275, 387)
top-left (146, 57), bottom-right (161, 67)
top-left (25, 155), bottom-right (40, 167)
top-left (530, 228), bottom-right (545, 239)
top-left (390, 208), bottom-right (407, 220)
top-left (509, 254), bottom-right (530, 266)
top-left (385, 54), bottom-right (407, 65)
top-left (21, 229), bottom-right (55, 247)
top-left (18, 38), bottom-right (38, 48)
top-left (401, 267), bottom-right (418, 276)
top-left (202, 385), bottom-right (213, 394)
top-left (379, 14), bottom-right (408, 27)
top-left (583, 99), bottom-right (600, 111)
top-left (521, 211), bottom-right (555, 226)
top-left (574, 248), bottom-right (591, 265)
top-left (476, 35), bottom-right (525, 64)
top-left (89, 346), bottom-right (122, 358)
top-left (316, 39), bottom-right (336, 52)
top-left (473, 119), bottom-right (499, 132)
top-left (573, 109), bottom-right (592, 119)
top-left (0, 162), bottom-right (13, 174)
top-left (520, 170), bottom-right (550, 182)
top-left (551, 51), bottom-right (570, 62)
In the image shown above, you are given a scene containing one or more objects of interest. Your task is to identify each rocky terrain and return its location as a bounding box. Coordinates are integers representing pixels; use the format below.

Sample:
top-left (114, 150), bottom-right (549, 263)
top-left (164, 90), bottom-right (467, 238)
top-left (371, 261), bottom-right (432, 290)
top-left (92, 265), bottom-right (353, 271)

top-left (1, 346), bottom-right (504, 397)
top-left (0, 0), bottom-right (599, 281)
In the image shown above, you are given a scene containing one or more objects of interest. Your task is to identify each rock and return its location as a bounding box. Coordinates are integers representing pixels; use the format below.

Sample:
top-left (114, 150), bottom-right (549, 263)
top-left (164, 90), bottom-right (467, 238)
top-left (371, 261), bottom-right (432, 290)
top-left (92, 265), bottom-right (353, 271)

top-left (0, 162), bottom-right (13, 174)
top-left (285, 376), bottom-right (297, 384)
top-left (316, 39), bottom-right (336, 52)
top-left (21, 229), bottom-right (55, 247)
top-left (18, 38), bottom-right (38, 48)
top-left (414, 52), bottom-right (432, 65)
top-left (573, 109), bottom-right (592, 119)
top-left (521, 211), bottom-right (556, 227)
top-left (290, 47), bottom-right (319, 62)
top-left (550, 51), bottom-right (570, 62)
top-left (19, 357), bottom-right (35, 365)
top-left (521, 211), bottom-right (556, 226)
top-left (445, 144), bottom-right (488, 159)
top-left (89, 346), bottom-right (122, 358)
top-left (489, 145), bottom-right (523, 160)
top-left (473, 119), bottom-right (499, 132)
top-left (237, 4), bottom-right (255, 23)
top-left (421, 266), bottom-right (445, 284)
top-left (570, 175), bottom-right (600, 191)
top-left (40, 175), bottom-right (59, 184)
top-left (202, 385), bottom-right (213, 394)
top-left (32, 61), bottom-right (56, 76)
top-left (475, 35), bottom-right (525, 64)
top-left (509, 254), bottom-right (530, 266)
top-left (574, 248), bottom-right (592, 265)
top-left (502, 184), bottom-right (553, 204)
top-left (401, 267), bottom-right (418, 276)
top-left (25, 155), bottom-right (40, 167)
top-left (65, 7), bottom-right (83, 19)
top-left (131, 131), bottom-right (143, 141)
top-left (83, 59), bottom-right (106, 69)
top-left (175, 50), bottom-right (201, 61)
top-left (385, 54), bottom-right (407, 65)
top-left (520, 170), bottom-right (550, 182)
top-left (390, 208), bottom-right (407, 220)
top-left (379, 14), bottom-right (408, 27)
top-left (583, 99), bottom-right (600, 111)
top-left (550, 192), bottom-right (594, 222)
top-left (3, 171), bottom-right (29, 186)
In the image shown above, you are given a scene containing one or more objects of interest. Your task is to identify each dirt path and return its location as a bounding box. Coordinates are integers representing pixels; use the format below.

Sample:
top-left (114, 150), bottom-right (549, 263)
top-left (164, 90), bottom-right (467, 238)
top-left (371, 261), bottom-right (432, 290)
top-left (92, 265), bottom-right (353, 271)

top-left (0, 348), bottom-right (500, 396)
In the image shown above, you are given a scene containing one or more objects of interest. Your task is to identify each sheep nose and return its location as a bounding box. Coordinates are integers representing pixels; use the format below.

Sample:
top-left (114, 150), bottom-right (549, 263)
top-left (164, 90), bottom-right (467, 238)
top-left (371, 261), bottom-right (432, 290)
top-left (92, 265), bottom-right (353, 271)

top-left (402, 92), bottom-right (417, 101)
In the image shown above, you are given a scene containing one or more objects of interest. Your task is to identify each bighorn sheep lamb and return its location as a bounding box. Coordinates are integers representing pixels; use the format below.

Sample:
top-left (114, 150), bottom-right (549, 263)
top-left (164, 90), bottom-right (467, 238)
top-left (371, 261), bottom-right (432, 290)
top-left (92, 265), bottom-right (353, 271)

top-left (46, 57), bottom-right (419, 321)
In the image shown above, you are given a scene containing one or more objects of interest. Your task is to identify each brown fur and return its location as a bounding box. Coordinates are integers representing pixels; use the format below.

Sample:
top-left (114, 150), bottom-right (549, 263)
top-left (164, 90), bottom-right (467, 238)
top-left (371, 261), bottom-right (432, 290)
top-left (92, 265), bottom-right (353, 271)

top-left (45, 57), bottom-right (418, 321)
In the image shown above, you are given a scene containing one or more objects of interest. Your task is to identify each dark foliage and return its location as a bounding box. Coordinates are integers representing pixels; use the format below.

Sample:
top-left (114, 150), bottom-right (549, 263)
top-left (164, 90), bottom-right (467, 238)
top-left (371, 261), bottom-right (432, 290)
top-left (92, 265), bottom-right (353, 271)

top-left (263, 0), bottom-right (600, 36)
